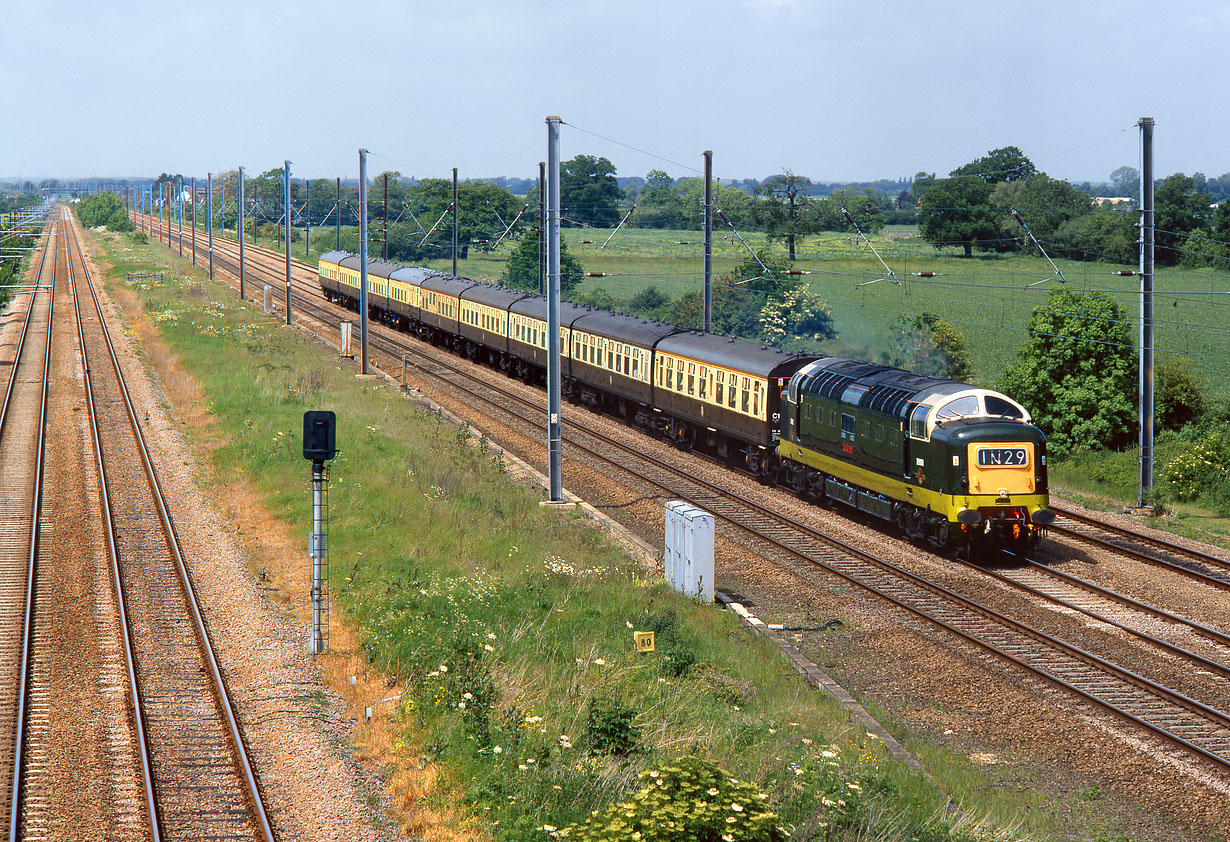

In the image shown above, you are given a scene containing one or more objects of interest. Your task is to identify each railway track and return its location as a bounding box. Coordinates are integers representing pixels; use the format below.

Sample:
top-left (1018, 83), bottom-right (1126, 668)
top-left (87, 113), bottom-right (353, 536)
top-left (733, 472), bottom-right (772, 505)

top-left (0, 210), bottom-right (276, 840)
top-left (0, 215), bottom-right (53, 838)
top-left (144, 213), bottom-right (1230, 775)
top-left (63, 212), bottom-right (275, 841)
top-left (1050, 503), bottom-right (1230, 588)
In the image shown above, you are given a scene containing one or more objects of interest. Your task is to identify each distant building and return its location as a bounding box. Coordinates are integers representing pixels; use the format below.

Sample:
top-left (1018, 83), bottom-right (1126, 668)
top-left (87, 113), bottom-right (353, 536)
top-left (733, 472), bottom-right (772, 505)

top-left (1093, 196), bottom-right (1133, 207)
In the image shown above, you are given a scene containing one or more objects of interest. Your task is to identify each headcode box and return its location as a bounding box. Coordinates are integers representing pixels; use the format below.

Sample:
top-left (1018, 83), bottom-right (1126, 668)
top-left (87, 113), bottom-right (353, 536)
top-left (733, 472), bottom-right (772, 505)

top-left (664, 501), bottom-right (714, 603)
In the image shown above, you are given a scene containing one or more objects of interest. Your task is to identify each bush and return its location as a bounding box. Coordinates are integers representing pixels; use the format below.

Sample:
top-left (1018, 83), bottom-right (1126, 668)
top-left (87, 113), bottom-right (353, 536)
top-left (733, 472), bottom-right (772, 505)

top-left (585, 697), bottom-right (639, 756)
top-left (1155, 359), bottom-right (1206, 431)
top-left (1162, 431), bottom-right (1230, 502)
top-left (564, 755), bottom-right (789, 842)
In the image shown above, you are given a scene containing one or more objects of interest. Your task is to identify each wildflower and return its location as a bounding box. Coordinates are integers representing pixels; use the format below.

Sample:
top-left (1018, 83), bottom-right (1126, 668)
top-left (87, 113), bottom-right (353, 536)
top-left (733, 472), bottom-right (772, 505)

top-left (801, 738), bottom-right (813, 745)
top-left (543, 825), bottom-right (556, 833)
top-left (626, 621), bottom-right (633, 628)
top-left (487, 632), bottom-right (497, 640)
top-left (527, 757), bottom-right (536, 764)
top-left (457, 701), bottom-right (466, 710)
top-left (731, 804), bottom-right (743, 812)
top-left (723, 836), bottom-right (734, 842)
top-left (518, 764), bottom-right (528, 771)
top-left (593, 658), bottom-right (606, 666)
top-left (438, 665), bottom-right (449, 673)
top-left (726, 816), bottom-right (737, 824)
top-left (847, 782), bottom-right (861, 791)
top-left (492, 746), bottom-right (502, 754)
top-left (463, 692), bottom-right (473, 700)
top-left (484, 644), bottom-right (494, 652)
top-left (820, 750), bottom-right (837, 759)
top-left (553, 785), bottom-right (562, 790)
top-left (559, 735), bottom-right (573, 749)
top-left (707, 788), bottom-right (719, 796)
top-left (866, 732), bottom-right (879, 740)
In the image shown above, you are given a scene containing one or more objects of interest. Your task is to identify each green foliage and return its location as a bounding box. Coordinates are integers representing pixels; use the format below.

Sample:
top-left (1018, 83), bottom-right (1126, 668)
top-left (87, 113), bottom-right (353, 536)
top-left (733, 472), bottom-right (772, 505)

top-left (564, 756), bottom-right (789, 842)
top-left (991, 176), bottom-right (1093, 251)
top-left (78, 192), bottom-right (126, 228)
top-left (754, 171), bottom-right (814, 261)
top-left (999, 290), bottom-right (1137, 457)
top-left (950, 146), bottom-right (1038, 183)
top-left (501, 228), bottom-right (584, 294)
top-left (562, 155), bottom-right (623, 228)
top-left (1050, 208), bottom-right (1137, 264)
top-left (1155, 359), bottom-right (1206, 431)
top-left (1154, 173), bottom-right (1214, 266)
top-left (627, 285), bottom-right (670, 315)
top-left (1162, 430), bottom-right (1230, 503)
top-left (758, 283), bottom-right (836, 347)
top-left (585, 697), bottom-right (640, 756)
top-left (917, 177), bottom-right (997, 256)
top-left (664, 287), bottom-right (763, 339)
top-left (888, 313), bottom-right (973, 381)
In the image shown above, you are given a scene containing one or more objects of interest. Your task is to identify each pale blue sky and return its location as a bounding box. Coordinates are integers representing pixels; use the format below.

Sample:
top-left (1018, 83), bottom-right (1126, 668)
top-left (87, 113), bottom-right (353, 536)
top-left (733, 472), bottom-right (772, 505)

top-left (3, 0), bottom-right (1225, 185)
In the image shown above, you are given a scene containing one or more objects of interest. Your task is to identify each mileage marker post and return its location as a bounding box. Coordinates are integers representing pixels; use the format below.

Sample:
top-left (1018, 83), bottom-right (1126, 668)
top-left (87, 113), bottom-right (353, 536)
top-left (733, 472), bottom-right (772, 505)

top-left (303, 410), bottom-right (337, 655)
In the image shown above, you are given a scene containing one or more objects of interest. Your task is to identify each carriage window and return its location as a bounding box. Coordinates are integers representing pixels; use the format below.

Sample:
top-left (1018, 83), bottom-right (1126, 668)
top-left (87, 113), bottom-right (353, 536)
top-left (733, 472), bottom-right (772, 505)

top-left (841, 413), bottom-right (855, 441)
top-left (741, 378), bottom-right (750, 413)
top-left (715, 371), bottom-right (725, 405)
top-left (875, 424), bottom-right (885, 442)
top-left (909, 404), bottom-right (931, 440)
top-left (687, 364), bottom-right (695, 396)
top-left (698, 367), bottom-right (708, 400)
top-left (632, 355), bottom-right (640, 379)
top-left (752, 381), bottom-right (761, 417)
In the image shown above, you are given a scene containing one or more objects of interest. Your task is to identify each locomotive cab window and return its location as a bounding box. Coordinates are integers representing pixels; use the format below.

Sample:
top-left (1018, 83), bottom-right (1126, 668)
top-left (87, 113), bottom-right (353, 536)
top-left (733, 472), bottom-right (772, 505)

top-left (909, 404), bottom-right (931, 440)
top-left (984, 395), bottom-right (1025, 420)
top-left (937, 395), bottom-right (979, 421)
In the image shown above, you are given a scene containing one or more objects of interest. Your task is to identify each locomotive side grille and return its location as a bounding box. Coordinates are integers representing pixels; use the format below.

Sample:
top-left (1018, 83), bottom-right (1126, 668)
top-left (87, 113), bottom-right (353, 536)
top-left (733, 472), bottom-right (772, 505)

top-left (813, 371), bottom-right (856, 399)
top-left (860, 385), bottom-right (914, 416)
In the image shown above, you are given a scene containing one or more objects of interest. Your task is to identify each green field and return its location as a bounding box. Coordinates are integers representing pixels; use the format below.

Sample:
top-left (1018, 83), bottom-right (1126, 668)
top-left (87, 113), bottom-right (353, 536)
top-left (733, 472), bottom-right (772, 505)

top-left (234, 221), bottom-right (1229, 397)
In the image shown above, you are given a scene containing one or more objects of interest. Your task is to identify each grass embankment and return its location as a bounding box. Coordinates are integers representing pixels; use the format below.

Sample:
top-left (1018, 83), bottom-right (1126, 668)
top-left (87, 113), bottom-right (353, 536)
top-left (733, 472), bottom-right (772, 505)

top-left (91, 223), bottom-right (1165, 841)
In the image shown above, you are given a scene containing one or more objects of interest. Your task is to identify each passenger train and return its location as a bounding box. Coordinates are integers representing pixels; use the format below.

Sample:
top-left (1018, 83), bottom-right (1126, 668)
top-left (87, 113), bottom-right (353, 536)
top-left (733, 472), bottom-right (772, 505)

top-left (318, 251), bottom-right (1053, 553)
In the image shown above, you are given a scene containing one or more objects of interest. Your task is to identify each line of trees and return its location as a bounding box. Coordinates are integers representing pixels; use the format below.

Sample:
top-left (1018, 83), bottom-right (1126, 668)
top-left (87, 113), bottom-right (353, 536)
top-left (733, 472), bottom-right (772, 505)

top-left (916, 146), bottom-right (1229, 266)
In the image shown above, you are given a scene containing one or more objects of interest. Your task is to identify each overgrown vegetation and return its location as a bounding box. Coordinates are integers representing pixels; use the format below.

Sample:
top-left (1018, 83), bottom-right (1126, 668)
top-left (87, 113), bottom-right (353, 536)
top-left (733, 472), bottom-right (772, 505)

top-left (77, 192), bottom-right (133, 231)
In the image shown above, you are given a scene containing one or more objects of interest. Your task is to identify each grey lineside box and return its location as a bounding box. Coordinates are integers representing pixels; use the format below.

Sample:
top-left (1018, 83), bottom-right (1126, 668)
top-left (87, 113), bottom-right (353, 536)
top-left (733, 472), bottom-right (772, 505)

top-left (664, 501), bottom-right (714, 603)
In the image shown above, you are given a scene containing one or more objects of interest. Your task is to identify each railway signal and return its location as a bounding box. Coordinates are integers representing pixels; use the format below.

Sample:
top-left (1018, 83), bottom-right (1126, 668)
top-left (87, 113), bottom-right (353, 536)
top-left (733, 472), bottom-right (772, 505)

top-left (302, 410), bottom-right (337, 655)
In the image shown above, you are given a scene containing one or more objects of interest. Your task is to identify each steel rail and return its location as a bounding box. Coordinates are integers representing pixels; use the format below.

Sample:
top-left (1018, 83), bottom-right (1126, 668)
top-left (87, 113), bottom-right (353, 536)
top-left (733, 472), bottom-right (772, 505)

top-left (156, 218), bottom-right (1230, 774)
top-left (1051, 502), bottom-right (1230, 573)
top-left (8, 218), bottom-right (55, 842)
top-left (68, 220), bottom-right (276, 842)
top-left (0, 229), bottom-right (49, 440)
top-left (65, 217), bottom-right (162, 841)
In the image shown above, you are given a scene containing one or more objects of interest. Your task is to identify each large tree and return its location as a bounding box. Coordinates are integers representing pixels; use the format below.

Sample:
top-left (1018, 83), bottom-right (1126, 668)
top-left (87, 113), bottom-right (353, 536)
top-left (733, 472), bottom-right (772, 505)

top-left (999, 290), bottom-right (1137, 457)
top-left (917, 176), bottom-right (998, 256)
top-left (991, 175), bottom-right (1093, 252)
top-left (561, 155), bottom-right (622, 228)
top-left (755, 170), bottom-right (814, 261)
top-left (499, 228), bottom-right (583, 295)
top-left (950, 146), bottom-right (1037, 183)
top-left (1154, 173), bottom-right (1213, 265)
top-left (634, 169), bottom-right (685, 228)
top-left (1109, 166), bottom-right (1139, 199)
